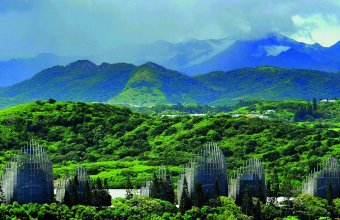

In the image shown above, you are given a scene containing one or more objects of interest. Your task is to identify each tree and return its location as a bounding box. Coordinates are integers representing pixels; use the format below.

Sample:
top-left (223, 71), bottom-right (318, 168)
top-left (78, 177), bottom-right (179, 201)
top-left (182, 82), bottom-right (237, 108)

top-left (64, 191), bottom-right (72, 206)
top-left (293, 194), bottom-right (330, 219)
top-left (313, 98), bottom-right (317, 111)
top-left (71, 175), bottom-right (79, 205)
top-left (266, 180), bottom-right (275, 205)
top-left (214, 179), bottom-right (220, 198)
top-left (266, 180), bottom-right (271, 198)
top-left (95, 190), bottom-right (112, 208)
top-left (261, 203), bottom-right (282, 220)
top-left (214, 179), bottom-right (221, 205)
top-left (256, 181), bottom-right (266, 203)
top-left (253, 198), bottom-right (262, 220)
top-left (91, 181), bottom-right (96, 191)
top-left (271, 170), bottom-right (280, 197)
top-left (164, 174), bottom-right (174, 203)
top-left (327, 183), bottom-right (334, 218)
top-left (327, 183), bottom-right (333, 206)
top-left (193, 182), bottom-right (204, 208)
top-left (0, 185), bottom-right (6, 204)
top-left (48, 98), bottom-right (56, 104)
top-left (89, 177), bottom-right (112, 208)
top-left (281, 173), bottom-right (294, 216)
top-left (96, 177), bottom-right (103, 190)
top-left (151, 172), bottom-right (160, 199)
top-left (241, 186), bottom-right (254, 216)
top-left (179, 176), bottom-right (191, 214)
top-left (282, 172), bottom-right (294, 198)
top-left (294, 106), bottom-right (306, 121)
top-left (125, 175), bottom-right (134, 200)
top-left (103, 178), bottom-right (109, 190)
top-left (307, 102), bottom-right (313, 116)
top-left (92, 185), bottom-right (112, 208)
top-left (83, 180), bottom-right (92, 206)
top-left (334, 198), bottom-right (340, 218)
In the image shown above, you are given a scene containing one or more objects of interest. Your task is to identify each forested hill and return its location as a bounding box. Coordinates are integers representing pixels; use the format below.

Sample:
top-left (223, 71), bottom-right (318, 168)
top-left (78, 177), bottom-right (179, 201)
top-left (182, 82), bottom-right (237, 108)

top-left (0, 100), bottom-right (339, 188)
top-left (0, 61), bottom-right (339, 109)
top-left (0, 61), bottom-right (217, 108)
top-left (195, 66), bottom-right (340, 103)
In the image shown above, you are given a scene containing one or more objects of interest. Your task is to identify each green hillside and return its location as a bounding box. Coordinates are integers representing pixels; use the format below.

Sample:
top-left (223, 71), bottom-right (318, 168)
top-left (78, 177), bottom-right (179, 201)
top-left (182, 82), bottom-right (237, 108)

top-left (0, 62), bottom-right (339, 109)
top-left (0, 61), bottom-right (218, 108)
top-left (109, 62), bottom-right (217, 105)
top-left (0, 61), bottom-right (135, 107)
top-left (0, 100), bottom-right (338, 188)
top-left (196, 66), bottom-right (340, 101)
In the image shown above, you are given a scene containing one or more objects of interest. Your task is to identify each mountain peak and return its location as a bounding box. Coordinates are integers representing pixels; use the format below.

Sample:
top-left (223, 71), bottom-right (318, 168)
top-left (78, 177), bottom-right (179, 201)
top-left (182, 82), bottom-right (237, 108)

top-left (263, 32), bottom-right (296, 44)
top-left (66, 60), bottom-right (97, 70)
top-left (140, 62), bottom-right (167, 71)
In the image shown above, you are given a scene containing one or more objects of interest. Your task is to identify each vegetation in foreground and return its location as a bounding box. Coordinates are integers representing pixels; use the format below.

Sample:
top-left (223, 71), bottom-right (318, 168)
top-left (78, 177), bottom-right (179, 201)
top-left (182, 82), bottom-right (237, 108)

top-left (0, 100), bottom-right (339, 188)
top-left (0, 195), bottom-right (339, 220)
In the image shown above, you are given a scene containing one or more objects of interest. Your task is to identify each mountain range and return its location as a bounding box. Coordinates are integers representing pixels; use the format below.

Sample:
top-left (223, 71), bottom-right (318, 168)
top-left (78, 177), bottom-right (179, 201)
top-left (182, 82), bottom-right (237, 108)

top-left (1, 33), bottom-right (339, 87)
top-left (0, 60), bottom-right (339, 109)
top-left (0, 38), bottom-right (232, 87)
top-left (183, 33), bottom-right (340, 75)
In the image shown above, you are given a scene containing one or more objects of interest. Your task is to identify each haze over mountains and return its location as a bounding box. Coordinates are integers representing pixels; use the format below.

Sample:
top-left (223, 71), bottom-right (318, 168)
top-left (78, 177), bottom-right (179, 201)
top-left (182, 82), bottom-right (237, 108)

top-left (1, 33), bottom-right (339, 87)
top-left (0, 53), bottom-right (78, 87)
top-left (0, 38), bottom-right (232, 88)
top-left (184, 33), bottom-right (340, 75)
top-left (0, 60), bottom-right (339, 109)
top-left (97, 38), bottom-right (234, 70)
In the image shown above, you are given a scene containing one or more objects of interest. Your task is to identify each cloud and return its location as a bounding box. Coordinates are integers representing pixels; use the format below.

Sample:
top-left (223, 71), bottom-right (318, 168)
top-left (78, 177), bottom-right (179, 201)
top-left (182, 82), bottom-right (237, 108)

top-left (263, 46), bottom-right (291, 56)
top-left (291, 14), bottom-right (340, 46)
top-left (0, 0), bottom-right (339, 59)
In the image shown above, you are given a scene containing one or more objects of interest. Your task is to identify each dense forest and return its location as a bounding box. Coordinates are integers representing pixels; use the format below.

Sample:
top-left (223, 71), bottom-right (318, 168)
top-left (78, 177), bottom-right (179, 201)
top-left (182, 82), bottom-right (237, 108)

top-left (0, 100), bottom-right (339, 219)
top-left (0, 100), bottom-right (338, 189)
top-left (0, 195), bottom-right (339, 219)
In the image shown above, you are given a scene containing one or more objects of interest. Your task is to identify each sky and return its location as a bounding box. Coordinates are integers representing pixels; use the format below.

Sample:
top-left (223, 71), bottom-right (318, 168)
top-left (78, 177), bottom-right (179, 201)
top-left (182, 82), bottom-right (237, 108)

top-left (0, 0), bottom-right (339, 60)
